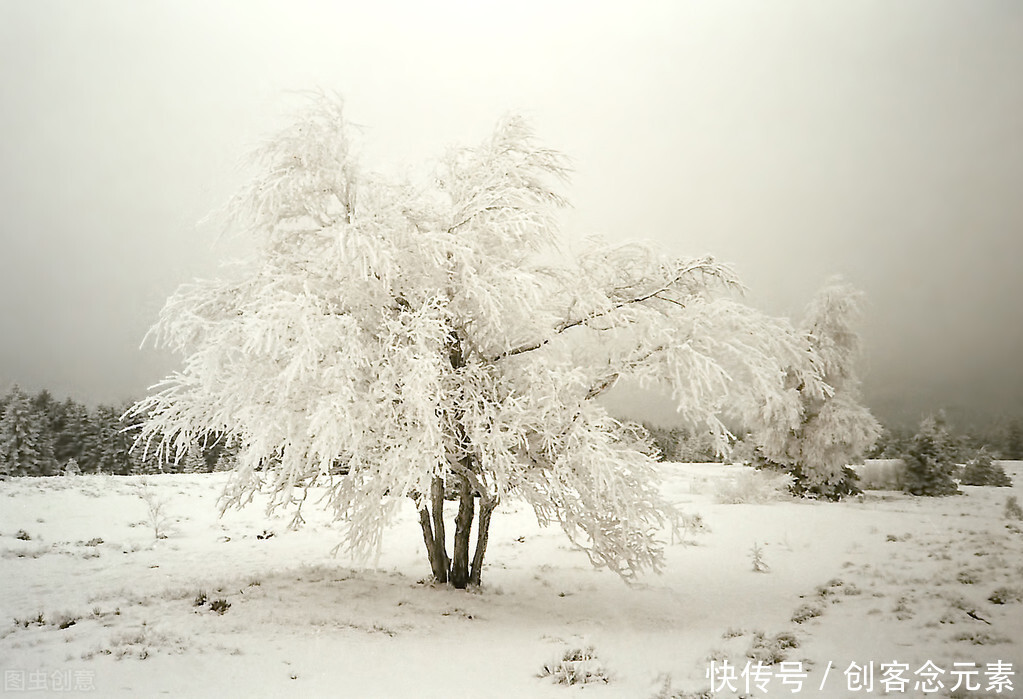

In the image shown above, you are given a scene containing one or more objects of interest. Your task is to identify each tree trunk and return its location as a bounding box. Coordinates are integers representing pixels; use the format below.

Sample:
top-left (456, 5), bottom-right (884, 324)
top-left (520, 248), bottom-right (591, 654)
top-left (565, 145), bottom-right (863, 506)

top-left (430, 476), bottom-right (449, 583)
top-left (449, 475), bottom-right (475, 589)
top-left (418, 505), bottom-right (449, 584)
top-left (469, 499), bottom-right (496, 587)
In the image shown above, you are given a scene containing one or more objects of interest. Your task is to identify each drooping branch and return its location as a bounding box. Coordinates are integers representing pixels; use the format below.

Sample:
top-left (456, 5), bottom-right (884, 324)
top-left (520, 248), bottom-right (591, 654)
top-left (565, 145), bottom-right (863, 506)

top-left (581, 341), bottom-right (672, 401)
top-left (491, 258), bottom-right (733, 362)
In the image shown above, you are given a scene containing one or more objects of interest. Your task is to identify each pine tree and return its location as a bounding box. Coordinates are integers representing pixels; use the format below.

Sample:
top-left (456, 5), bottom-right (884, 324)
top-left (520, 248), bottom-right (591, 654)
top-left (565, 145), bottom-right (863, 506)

top-left (211, 438), bottom-right (239, 472)
top-left (181, 444), bottom-right (208, 474)
top-left (53, 398), bottom-right (90, 466)
top-left (0, 386), bottom-right (57, 476)
top-left (90, 404), bottom-right (137, 475)
top-left (79, 408), bottom-right (105, 474)
top-left (960, 447), bottom-right (1012, 487)
top-left (63, 458), bottom-right (81, 476)
top-left (903, 414), bottom-right (960, 496)
top-left (129, 95), bottom-right (841, 587)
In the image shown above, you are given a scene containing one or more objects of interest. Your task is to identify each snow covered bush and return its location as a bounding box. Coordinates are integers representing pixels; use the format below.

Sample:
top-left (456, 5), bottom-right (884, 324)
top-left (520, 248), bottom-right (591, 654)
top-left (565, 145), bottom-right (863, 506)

top-left (209, 598), bottom-right (231, 615)
top-left (749, 542), bottom-right (769, 573)
top-left (746, 631), bottom-right (799, 665)
top-left (134, 478), bottom-right (170, 540)
top-left (129, 94), bottom-right (852, 588)
top-left (790, 603), bottom-right (823, 624)
top-left (538, 646), bottom-right (610, 685)
top-left (714, 468), bottom-right (792, 504)
top-left (987, 587), bottom-right (1023, 605)
top-left (959, 449), bottom-right (1012, 487)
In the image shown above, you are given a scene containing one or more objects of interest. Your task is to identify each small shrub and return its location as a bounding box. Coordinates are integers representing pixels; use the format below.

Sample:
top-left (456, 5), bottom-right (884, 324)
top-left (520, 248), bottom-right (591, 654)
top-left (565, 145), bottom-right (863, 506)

top-left (15, 530), bottom-right (31, 541)
top-left (892, 595), bottom-right (915, 620)
top-left (987, 587), bottom-right (1023, 605)
top-left (715, 469), bottom-right (792, 504)
top-left (13, 613), bottom-right (45, 628)
top-left (750, 542), bottom-right (769, 573)
top-left (209, 598), bottom-right (231, 615)
top-left (954, 630), bottom-right (1010, 645)
top-left (56, 614), bottom-right (79, 630)
top-left (956, 569), bottom-right (980, 585)
top-left (193, 591), bottom-right (209, 607)
top-left (816, 578), bottom-right (846, 598)
top-left (676, 512), bottom-right (706, 542)
top-left (791, 604), bottom-right (822, 624)
top-left (785, 463), bottom-right (863, 501)
top-left (134, 479), bottom-right (170, 540)
top-left (747, 631), bottom-right (798, 665)
top-left (85, 537), bottom-right (103, 547)
top-left (62, 458), bottom-right (81, 476)
top-left (1006, 496), bottom-right (1023, 521)
top-left (538, 646), bottom-right (610, 685)
top-left (812, 578), bottom-right (861, 598)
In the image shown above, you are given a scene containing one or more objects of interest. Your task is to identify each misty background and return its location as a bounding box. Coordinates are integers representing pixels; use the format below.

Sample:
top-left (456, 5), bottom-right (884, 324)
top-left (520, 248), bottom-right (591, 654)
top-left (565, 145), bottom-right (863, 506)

top-left (1, 1), bottom-right (1021, 429)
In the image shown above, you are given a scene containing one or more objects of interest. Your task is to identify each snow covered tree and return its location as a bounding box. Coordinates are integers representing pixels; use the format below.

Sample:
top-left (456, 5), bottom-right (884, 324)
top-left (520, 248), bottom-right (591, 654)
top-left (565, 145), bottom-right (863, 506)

top-left (63, 457), bottom-right (81, 477)
top-left (903, 413), bottom-right (960, 496)
top-left (53, 398), bottom-right (90, 467)
top-left (129, 95), bottom-right (835, 588)
top-left (959, 447), bottom-right (1011, 487)
top-left (752, 280), bottom-right (881, 499)
top-left (0, 386), bottom-right (57, 476)
top-left (91, 404), bottom-right (138, 475)
top-left (643, 424), bottom-right (719, 463)
top-left (181, 444), bottom-right (208, 474)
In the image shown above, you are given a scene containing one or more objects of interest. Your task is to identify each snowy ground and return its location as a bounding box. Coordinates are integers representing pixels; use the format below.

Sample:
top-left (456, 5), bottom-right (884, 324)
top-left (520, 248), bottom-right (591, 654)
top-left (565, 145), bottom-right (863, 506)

top-left (2, 463), bottom-right (1022, 698)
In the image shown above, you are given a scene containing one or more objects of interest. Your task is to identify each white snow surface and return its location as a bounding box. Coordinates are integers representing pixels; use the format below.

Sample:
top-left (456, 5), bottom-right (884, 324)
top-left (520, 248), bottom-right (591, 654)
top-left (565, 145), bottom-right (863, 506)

top-left (2, 463), bottom-right (1022, 698)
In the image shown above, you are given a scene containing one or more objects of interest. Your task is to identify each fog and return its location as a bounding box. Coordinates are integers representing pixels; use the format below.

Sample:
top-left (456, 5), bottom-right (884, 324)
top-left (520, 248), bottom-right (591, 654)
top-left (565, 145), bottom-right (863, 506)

top-left (1, 0), bottom-right (1021, 426)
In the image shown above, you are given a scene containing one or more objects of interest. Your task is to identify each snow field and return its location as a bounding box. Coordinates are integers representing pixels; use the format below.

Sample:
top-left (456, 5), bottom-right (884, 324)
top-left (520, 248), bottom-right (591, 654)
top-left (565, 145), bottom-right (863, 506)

top-left (2, 463), bottom-right (1022, 697)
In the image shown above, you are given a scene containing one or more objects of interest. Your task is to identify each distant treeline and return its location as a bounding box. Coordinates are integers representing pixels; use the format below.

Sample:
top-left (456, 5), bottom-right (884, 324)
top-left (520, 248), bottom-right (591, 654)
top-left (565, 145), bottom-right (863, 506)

top-left (3, 384), bottom-right (1021, 477)
top-left (641, 415), bottom-right (1023, 464)
top-left (0, 386), bottom-right (232, 477)
top-left (866, 416), bottom-right (1023, 463)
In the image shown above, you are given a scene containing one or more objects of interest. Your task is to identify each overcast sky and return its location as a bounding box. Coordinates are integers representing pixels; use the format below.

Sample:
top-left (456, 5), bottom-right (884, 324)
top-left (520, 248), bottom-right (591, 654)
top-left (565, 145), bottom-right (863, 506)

top-left (1, 0), bottom-right (1021, 426)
